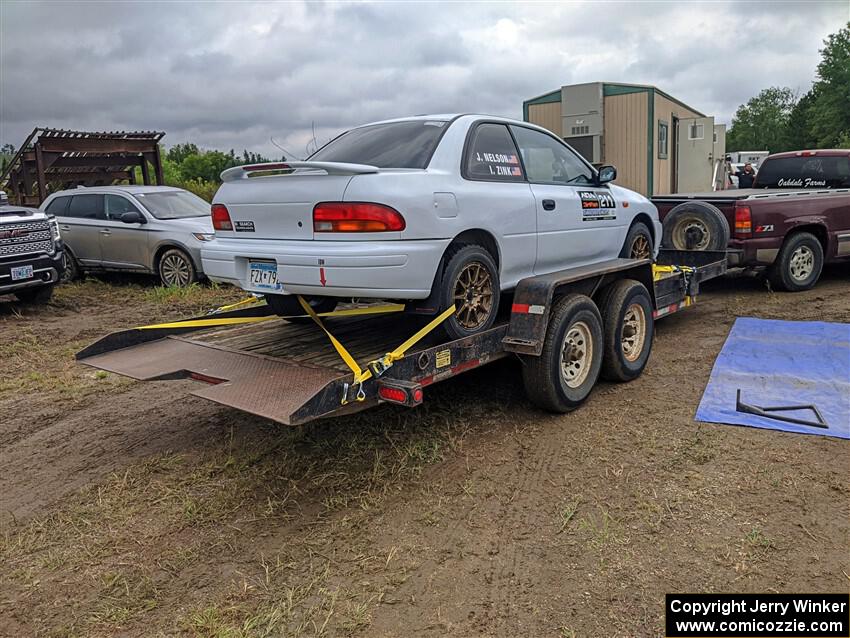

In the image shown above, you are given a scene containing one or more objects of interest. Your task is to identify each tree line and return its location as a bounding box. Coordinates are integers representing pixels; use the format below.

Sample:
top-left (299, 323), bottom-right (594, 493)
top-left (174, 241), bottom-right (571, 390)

top-left (726, 23), bottom-right (849, 153)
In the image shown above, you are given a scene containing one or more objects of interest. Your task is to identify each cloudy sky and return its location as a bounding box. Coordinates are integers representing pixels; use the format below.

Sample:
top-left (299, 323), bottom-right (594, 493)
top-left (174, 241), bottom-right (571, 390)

top-left (1, 1), bottom-right (847, 157)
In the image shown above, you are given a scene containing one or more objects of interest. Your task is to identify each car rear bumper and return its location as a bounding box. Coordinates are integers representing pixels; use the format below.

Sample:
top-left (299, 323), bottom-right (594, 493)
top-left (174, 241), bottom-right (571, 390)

top-left (201, 237), bottom-right (451, 299)
top-left (0, 248), bottom-right (64, 294)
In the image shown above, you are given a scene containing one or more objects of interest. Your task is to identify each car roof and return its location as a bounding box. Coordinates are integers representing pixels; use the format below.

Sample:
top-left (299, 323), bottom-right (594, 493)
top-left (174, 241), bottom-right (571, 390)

top-left (48, 185), bottom-right (185, 197)
top-left (353, 113), bottom-right (531, 127)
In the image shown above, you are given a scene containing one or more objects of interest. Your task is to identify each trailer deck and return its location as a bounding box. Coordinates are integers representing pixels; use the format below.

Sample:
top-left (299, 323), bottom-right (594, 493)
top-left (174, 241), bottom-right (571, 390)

top-left (77, 250), bottom-right (727, 425)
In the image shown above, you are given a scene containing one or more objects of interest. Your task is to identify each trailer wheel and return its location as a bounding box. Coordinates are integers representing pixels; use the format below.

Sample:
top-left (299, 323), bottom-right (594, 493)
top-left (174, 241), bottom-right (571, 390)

top-left (597, 279), bottom-right (654, 382)
top-left (662, 201), bottom-right (730, 251)
top-left (521, 294), bottom-right (603, 413)
top-left (266, 294), bottom-right (338, 321)
top-left (767, 231), bottom-right (824, 292)
top-left (440, 244), bottom-right (500, 340)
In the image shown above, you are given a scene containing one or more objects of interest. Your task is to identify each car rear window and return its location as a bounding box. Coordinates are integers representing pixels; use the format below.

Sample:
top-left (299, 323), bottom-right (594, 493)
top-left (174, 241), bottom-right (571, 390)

top-left (309, 120), bottom-right (448, 169)
top-left (754, 155), bottom-right (850, 188)
top-left (135, 191), bottom-right (210, 219)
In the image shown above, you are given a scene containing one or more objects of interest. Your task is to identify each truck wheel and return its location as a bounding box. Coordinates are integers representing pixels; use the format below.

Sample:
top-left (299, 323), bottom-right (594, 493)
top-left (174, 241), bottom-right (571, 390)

top-left (662, 201), bottom-right (730, 251)
top-left (597, 279), bottom-right (654, 382)
top-left (521, 294), bottom-right (603, 413)
top-left (767, 232), bottom-right (824, 292)
top-left (619, 221), bottom-right (653, 259)
top-left (266, 294), bottom-right (338, 321)
top-left (440, 244), bottom-right (500, 340)
top-left (158, 248), bottom-right (197, 287)
top-left (14, 284), bottom-right (54, 305)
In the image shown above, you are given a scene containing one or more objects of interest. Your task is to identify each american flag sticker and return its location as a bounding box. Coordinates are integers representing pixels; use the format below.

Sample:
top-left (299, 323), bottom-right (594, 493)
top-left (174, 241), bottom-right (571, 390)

top-left (508, 154), bottom-right (519, 165)
top-left (511, 167), bottom-right (522, 176)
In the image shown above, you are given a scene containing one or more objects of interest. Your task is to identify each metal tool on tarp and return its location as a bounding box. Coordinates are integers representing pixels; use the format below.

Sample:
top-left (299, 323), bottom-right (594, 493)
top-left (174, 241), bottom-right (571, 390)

top-left (735, 389), bottom-right (829, 429)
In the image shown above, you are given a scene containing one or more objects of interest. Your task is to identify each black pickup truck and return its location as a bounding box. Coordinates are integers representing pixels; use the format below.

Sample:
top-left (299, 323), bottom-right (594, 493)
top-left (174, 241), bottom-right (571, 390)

top-left (653, 149), bottom-right (850, 291)
top-left (0, 192), bottom-right (65, 303)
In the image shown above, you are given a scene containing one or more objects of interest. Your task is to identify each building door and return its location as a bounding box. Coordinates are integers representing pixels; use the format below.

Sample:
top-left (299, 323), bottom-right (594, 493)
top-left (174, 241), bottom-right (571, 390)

top-left (676, 117), bottom-right (715, 192)
top-left (671, 116), bottom-right (679, 193)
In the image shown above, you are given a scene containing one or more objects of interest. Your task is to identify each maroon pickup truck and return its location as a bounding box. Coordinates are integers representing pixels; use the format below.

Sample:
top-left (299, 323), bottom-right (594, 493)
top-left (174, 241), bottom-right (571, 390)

top-left (653, 149), bottom-right (850, 291)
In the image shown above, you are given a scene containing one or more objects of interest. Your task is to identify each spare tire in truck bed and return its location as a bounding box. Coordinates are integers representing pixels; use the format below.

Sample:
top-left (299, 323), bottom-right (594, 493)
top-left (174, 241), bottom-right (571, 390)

top-left (661, 201), bottom-right (730, 251)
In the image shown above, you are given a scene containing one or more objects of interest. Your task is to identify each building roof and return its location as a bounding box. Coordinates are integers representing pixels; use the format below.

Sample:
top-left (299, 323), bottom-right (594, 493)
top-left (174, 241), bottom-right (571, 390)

top-left (523, 82), bottom-right (706, 118)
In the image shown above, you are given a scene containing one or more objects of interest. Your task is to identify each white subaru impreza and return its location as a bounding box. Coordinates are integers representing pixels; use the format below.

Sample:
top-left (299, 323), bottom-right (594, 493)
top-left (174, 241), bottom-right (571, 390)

top-left (201, 114), bottom-right (661, 339)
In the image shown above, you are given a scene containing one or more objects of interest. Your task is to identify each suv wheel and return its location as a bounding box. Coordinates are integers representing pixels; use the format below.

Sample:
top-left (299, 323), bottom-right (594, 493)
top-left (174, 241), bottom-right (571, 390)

top-left (158, 248), bottom-right (197, 287)
top-left (61, 249), bottom-right (80, 282)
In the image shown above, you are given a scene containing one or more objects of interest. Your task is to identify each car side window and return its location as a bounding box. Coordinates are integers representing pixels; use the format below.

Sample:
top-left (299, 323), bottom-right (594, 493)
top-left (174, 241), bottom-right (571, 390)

top-left (67, 194), bottom-right (105, 220)
top-left (105, 194), bottom-right (141, 220)
top-left (510, 125), bottom-right (594, 186)
top-left (45, 196), bottom-right (70, 215)
top-left (465, 123), bottom-right (525, 181)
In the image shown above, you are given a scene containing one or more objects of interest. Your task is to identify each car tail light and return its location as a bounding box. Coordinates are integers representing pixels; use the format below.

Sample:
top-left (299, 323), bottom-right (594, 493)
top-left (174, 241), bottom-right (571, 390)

top-left (734, 204), bottom-right (752, 238)
top-left (313, 202), bottom-right (405, 232)
top-left (211, 203), bottom-right (233, 231)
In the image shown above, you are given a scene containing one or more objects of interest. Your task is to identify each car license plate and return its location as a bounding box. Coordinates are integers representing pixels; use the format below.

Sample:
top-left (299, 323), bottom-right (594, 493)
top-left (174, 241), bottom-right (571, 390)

top-left (11, 265), bottom-right (34, 281)
top-left (248, 261), bottom-right (282, 291)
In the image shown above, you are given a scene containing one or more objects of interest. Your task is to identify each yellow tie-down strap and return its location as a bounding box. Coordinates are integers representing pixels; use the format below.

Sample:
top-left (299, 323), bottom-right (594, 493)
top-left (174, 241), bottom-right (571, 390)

top-left (652, 264), bottom-right (696, 281)
top-left (297, 296), bottom-right (457, 404)
top-left (136, 300), bottom-right (406, 330)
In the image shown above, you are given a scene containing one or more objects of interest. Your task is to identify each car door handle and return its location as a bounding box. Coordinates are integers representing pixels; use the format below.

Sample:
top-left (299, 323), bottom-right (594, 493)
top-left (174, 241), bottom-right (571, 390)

top-left (60, 225), bottom-right (71, 231)
top-left (99, 229), bottom-right (111, 235)
top-left (542, 199), bottom-right (556, 211)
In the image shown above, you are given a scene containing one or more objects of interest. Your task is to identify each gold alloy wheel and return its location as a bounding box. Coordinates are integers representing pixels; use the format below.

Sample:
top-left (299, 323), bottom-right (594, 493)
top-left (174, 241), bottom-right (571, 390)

top-left (621, 302), bottom-right (646, 362)
top-left (560, 320), bottom-right (593, 388)
top-left (630, 234), bottom-right (651, 259)
top-left (452, 261), bottom-right (494, 330)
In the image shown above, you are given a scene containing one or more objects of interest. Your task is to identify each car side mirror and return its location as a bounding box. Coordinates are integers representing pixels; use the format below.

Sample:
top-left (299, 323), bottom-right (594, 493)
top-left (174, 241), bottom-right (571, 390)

top-left (120, 211), bottom-right (145, 224)
top-left (597, 165), bottom-right (617, 185)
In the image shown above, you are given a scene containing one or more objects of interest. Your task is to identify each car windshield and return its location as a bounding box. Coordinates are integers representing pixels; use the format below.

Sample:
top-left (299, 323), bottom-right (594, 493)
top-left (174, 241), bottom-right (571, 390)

top-left (309, 120), bottom-right (448, 169)
top-left (135, 190), bottom-right (210, 219)
top-left (754, 155), bottom-right (850, 188)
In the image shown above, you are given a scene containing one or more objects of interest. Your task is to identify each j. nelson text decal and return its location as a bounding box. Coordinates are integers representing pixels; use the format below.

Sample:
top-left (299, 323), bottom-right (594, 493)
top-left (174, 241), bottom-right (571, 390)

top-left (475, 151), bottom-right (522, 177)
top-left (579, 191), bottom-right (617, 221)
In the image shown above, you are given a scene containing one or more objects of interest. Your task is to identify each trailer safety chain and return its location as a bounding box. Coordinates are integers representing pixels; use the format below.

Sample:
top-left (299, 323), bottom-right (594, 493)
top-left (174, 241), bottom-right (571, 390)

top-left (297, 295), bottom-right (457, 405)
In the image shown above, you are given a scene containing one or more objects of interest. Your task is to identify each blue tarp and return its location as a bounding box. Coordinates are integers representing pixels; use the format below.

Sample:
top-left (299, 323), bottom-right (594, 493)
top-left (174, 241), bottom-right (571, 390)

top-left (696, 317), bottom-right (850, 439)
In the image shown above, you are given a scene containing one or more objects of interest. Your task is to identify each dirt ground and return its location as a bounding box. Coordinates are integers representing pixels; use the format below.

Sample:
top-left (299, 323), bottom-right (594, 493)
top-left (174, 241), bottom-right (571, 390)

top-left (1, 266), bottom-right (848, 638)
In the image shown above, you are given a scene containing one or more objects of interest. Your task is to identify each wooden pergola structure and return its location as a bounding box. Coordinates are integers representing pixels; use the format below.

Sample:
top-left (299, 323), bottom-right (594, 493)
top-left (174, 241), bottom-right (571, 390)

top-left (0, 128), bottom-right (165, 206)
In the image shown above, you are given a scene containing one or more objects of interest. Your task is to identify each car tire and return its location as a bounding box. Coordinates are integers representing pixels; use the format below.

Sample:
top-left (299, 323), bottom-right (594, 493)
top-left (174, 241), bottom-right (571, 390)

top-left (158, 248), bottom-right (197, 287)
top-left (14, 284), bottom-right (55, 305)
top-left (662, 201), bottom-right (730, 251)
top-left (521, 294), bottom-right (603, 413)
top-left (767, 232), bottom-right (824, 292)
top-left (619, 221), bottom-right (654, 260)
top-left (61, 248), bottom-right (80, 282)
top-left (597, 279), bottom-right (654, 382)
top-left (440, 244), bottom-right (501, 340)
top-left (266, 294), bottom-right (338, 321)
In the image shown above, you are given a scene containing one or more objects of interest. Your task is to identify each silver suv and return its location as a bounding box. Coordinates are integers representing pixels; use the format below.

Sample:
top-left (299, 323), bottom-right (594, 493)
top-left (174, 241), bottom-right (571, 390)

top-left (41, 186), bottom-right (214, 287)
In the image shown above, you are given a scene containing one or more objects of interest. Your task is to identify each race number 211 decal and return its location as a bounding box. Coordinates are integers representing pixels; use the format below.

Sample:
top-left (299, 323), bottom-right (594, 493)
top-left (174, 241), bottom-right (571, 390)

top-left (579, 191), bottom-right (617, 221)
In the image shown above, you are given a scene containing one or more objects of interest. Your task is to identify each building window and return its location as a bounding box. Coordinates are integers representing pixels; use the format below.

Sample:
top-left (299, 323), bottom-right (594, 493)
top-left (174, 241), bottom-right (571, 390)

top-left (658, 120), bottom-right (669, 159)
top-left (713, 129), bottom-right (718, 143)
top-left (688, 123), bottom-right (704, 140)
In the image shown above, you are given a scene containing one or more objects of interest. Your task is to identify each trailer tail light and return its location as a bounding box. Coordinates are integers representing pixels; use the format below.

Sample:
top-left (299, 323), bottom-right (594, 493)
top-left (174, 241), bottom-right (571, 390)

top-left (734, 204), bottom-right (752, 238)
top-left (313, 202), bottom-right (405, 232)
top-left (211, 204), bottom-right (233, 231)
top-left (377, 380), bottom-right (423, 407)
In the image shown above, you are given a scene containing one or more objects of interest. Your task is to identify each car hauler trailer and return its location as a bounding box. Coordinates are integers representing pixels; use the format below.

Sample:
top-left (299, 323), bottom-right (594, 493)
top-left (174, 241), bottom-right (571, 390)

top-left (77, 249), bottom-right (727, 425)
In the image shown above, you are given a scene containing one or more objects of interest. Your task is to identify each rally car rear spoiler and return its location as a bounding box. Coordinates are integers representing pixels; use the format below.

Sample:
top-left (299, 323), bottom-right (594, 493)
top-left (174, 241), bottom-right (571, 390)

top-left (220, 161), bottom-right (380, 181)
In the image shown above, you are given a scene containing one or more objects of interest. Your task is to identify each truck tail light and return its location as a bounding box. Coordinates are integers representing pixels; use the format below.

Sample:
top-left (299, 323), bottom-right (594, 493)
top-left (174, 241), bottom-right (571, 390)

top-left (734, 204), bottom-right (752, 238)
top-left (313, 202), bottom-right (405, 232)
top-left (211, 204), bottom-right (233, 231)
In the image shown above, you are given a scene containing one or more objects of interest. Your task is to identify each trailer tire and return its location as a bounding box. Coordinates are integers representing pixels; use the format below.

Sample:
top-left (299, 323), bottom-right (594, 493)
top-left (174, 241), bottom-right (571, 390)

top-left (597, 279), bottom-right (654, 382)
top-left (266, 294), bottom-right (338, 321)
top-left (440, 244), bottom-right (500, 340)
top-left (521, 294), bottom-right (603, 413)
top-left (662, 201), bottom-right (729, 251)
top-left (767, 231), bottom-right (824, 292)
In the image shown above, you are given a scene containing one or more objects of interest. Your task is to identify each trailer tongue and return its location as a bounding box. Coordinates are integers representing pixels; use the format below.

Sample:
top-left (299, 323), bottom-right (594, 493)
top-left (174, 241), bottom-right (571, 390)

top-left (77, 250), bottom-right (727, 426)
